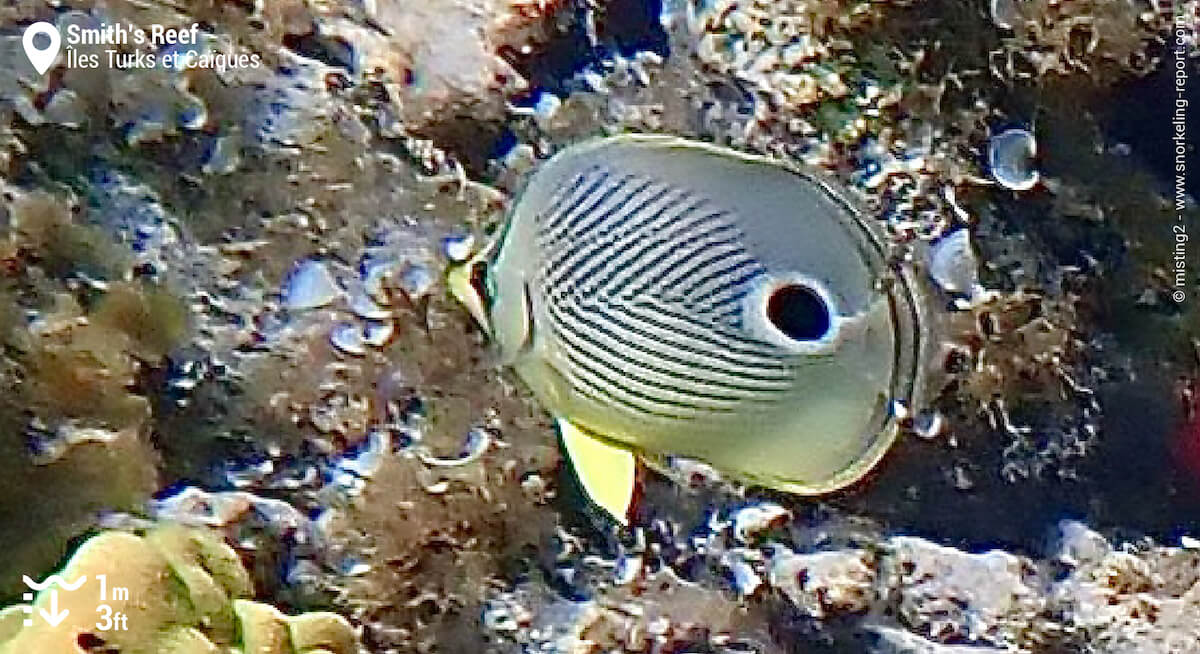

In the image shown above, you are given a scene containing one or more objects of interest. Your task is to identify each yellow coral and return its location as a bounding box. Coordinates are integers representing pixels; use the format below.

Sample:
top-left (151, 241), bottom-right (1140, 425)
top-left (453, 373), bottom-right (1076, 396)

top-left (0, 525), bottom-right (359, 654)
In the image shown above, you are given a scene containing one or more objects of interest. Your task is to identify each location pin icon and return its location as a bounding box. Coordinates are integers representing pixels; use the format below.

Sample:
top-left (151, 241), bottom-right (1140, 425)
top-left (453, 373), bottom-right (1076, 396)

top-left (22, 22), bottom-right (61, 75)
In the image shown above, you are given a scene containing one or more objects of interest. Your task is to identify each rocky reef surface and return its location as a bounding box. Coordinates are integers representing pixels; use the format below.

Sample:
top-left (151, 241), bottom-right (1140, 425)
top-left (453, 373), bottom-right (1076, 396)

top-left (0, 0), bottom-right (1197, 653)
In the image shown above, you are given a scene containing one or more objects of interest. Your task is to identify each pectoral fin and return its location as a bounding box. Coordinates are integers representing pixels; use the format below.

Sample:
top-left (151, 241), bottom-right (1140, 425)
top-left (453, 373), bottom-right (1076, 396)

top-left (557, 418), bottom-right (637, 525)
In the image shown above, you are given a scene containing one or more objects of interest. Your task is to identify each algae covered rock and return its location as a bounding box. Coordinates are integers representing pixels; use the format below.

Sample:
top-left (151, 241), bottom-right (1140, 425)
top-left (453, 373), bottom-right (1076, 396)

top-left (0, 525), bottom-right (360, 654)
top-left (0, 188), bottom-right (185, 596)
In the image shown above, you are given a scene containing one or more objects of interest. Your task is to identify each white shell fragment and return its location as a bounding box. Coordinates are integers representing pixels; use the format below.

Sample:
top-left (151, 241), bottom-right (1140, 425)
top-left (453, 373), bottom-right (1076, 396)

top-left (929, 229), bottom-right (981, 297)
top-left (348, 288), bottom-right (392, 320)
top-left (361, 258), bottom-right (397, 302)
top-left (363, 320), bottom-right (395, 347)
top-left (399, 263), bottom-right (435, 296)
top-left (613, 553), bottom-right (643, 585)
top-left (31, 424), bottom-right (123, 465)
top-left (337, 557), bottom-right (372, 577)
top-left (284, 259), bottom-right (341, 310)
top-left (989, 0), bottom-right (1020, 30)
top-left (202, 135), bottom-right (240, 175)
top-left (330, 322), bottom-right (367, 356)
top-left (534, 91), bottom-right (562, 124)
top-left (988, 128), bottom-right (1039, 191)
top-left (732, 503), bottom-right (791, 544)
top-left (150, 486), bottom-right (312, 535)
top-left (338, 429), bottom-right (392, 479)
top-left (442, 233), bottom-right (475, 262)
top-left (912, 409), bottom-right (947, 439)
top-left (722, 549), bottom-right (764, 596)
top-left (417, 427), bottom-right (492, 467)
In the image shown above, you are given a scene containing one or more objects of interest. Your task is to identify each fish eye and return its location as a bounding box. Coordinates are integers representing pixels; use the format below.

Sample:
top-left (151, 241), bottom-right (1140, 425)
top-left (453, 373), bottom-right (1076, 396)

top-left (766, 283), bottom-right (831, 341)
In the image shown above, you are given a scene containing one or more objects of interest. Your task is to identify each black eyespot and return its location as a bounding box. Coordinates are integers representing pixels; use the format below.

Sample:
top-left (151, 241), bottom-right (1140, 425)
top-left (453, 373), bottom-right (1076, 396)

top-left (766, 284), bottom-right (830, 341)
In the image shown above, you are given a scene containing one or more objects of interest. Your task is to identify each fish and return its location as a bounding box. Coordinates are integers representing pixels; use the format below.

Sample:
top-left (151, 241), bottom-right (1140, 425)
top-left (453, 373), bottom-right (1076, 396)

top-left (450, 134), bottom-right (929, 524)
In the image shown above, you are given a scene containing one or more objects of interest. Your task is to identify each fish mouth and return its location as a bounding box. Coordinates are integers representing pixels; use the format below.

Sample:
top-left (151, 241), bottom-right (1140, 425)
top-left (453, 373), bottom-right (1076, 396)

top-left (448, 253), bottom-right (494, 338)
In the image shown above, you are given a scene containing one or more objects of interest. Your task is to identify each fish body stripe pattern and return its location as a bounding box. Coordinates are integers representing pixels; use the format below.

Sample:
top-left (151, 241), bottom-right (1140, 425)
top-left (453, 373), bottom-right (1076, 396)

top-left (533, 165), bottom-right (800, 421)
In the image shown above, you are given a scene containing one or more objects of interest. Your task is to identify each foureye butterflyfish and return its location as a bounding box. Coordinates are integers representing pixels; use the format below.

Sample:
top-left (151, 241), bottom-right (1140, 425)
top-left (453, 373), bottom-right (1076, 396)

top-left (450, 134), bottom-right (929, 524)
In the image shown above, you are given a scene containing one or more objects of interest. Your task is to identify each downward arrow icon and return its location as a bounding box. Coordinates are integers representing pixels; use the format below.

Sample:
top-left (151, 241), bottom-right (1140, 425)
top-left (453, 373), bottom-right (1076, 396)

top-left (38, 590), bottom-right (68, 627)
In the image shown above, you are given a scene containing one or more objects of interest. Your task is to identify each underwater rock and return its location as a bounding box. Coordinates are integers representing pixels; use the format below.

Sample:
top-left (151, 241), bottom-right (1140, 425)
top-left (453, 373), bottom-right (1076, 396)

top-left (880, 537), bottom-right (1041, 649)
top-left (478, 517), bottom-right (1200, 653)
top-left (768, 548), bottom-right (874, 619)
top-left (0, 416), bottom-right (158, 599)
top-left (318, 421), bottom-right (561, 653)
top-left (484, 567), bottom-right (783, 654)
top-left (686, 0), bottom-right (863, 127)
top-left (868, 626), bottom-right (1013, 653)
top-left (281, 0), bottom-right (570, 174)
top-left (1049, 521), bottom-right (1200, 652)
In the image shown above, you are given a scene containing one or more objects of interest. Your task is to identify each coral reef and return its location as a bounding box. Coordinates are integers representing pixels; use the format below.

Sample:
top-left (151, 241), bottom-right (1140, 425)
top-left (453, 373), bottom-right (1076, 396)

top-left (988, 0), bottom-right (1167, 80)
top-left (0, 187), bottom-right (178, 595)
top-left (479, 515), bottom-right (1200, 654)
top-left (0, 0), bottom-right (1195, 652)
top-left (0, 524), bottom-right (361, 654)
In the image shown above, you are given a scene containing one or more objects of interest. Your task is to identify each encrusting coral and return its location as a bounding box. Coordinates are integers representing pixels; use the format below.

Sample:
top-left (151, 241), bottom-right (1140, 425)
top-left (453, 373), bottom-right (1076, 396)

top-left (0, 524), bottom-right (360, 654)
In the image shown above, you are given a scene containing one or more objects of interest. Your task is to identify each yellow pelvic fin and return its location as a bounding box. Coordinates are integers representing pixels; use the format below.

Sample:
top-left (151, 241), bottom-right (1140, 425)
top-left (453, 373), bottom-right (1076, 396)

top-left (557, 418), bottom-right (637, 526)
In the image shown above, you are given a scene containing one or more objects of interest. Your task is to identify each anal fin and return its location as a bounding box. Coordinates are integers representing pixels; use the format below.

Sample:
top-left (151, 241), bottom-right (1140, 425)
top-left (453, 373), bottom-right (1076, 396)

top-left (557, 418), bottom-right (637, 526)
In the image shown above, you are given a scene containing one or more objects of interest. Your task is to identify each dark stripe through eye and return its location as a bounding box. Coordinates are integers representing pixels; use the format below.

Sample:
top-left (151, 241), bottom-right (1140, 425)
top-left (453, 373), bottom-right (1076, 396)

top-left (767, 284), bottom-right (831, 341)
top-left (470, 260), bottom-right (492, 309)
